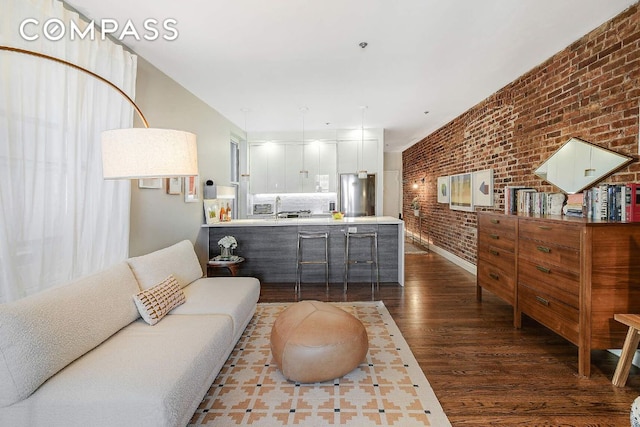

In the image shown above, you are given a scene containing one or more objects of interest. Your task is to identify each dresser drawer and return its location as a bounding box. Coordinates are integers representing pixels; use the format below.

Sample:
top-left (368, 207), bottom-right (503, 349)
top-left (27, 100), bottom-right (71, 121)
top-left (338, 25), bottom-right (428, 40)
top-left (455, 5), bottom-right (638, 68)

top-left (518, 220), bottom-right (581, 249)
top-left (518, 283), bottom-right (579, 345)
top-left (477, 261), bottom-right (515, 304)
top-left (478, 214), bottom-right (517, 237)
top-left (478, 230), bottom-right (516, 253)
top-left (478, 241), bottom-right (515, 274)
top-left (518, 238), bottom-right (580, 273)
top-left (518, 258), bottom-right (579, 309)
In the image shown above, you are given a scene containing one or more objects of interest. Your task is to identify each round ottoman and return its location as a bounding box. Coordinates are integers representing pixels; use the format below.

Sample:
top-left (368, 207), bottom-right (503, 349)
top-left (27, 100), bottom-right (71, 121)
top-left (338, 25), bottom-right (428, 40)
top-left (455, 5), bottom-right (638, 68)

top-left (270, 300), bottom-right (369, 383)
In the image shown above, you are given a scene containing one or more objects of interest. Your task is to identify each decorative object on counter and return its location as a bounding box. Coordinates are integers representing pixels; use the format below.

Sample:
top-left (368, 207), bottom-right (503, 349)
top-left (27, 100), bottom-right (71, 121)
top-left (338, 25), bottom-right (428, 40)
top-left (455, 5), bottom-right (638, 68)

top-left (472, 169), bottom-right (494, 207)
top-left (166, 177), bottom-right (181, 195)
top-left (437, 176), bottom-right (450, 203)
top-left (332, 211), bottom-right (344, 220)
top-left (218, 235), bottom-right (238, 260)
top-left (411, 197), bottom-right (420, 216)
top-left (184, 175), bottom-right (200, 203)
top-left (204, 200), bottom-right (219, 224)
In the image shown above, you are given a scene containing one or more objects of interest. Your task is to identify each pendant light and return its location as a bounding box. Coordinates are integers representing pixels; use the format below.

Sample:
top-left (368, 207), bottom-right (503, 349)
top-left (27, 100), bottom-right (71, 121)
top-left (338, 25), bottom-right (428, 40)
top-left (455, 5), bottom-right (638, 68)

top-left (357, 42), bottom-right (369, 179)
top-left (300, 106), bottom-right (309, 178)
top-left (357, 105), bottom-right (368, 179)
top-left (240, 107), bottom-right (251, 182)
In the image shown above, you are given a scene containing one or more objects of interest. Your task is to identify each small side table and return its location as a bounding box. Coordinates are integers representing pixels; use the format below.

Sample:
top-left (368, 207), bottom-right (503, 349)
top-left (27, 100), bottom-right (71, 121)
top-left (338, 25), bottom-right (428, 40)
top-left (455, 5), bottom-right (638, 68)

top-left (612, 313), bottom-right (640, 387)
top-left (207, 256), bottom-right (245, 277)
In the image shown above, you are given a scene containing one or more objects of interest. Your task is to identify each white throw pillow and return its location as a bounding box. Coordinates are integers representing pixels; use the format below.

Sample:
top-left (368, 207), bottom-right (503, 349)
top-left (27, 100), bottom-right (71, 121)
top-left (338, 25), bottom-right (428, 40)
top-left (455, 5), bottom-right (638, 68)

top-left (127, 240), bottom-right (203, 290)
top-left (133, 275), bottom-right (185, 325)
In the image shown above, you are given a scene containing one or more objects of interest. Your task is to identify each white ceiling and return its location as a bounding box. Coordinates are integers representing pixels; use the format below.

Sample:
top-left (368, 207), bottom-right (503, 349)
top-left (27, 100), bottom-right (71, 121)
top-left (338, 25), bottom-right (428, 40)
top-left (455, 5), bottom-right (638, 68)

top-left (66, 0), bottom-right (637, 152)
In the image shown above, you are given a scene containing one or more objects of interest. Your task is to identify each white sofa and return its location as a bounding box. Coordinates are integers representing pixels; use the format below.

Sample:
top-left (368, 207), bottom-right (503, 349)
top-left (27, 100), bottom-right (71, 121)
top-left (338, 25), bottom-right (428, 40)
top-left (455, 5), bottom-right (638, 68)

top-left (0, 240), bottom-right (260, 427)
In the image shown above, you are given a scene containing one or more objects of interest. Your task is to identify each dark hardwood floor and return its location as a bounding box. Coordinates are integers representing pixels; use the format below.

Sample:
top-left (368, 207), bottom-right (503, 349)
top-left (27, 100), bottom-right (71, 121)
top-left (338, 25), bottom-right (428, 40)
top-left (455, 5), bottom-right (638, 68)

top-left (258, 248), bottom-right (640, 426)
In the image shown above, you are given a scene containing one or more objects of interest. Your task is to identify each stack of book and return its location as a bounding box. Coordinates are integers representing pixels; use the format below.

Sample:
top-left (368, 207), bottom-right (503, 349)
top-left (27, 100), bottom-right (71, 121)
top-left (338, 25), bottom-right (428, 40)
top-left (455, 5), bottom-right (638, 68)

top-left (563, 194), bottom-right (584, 217)
top-left (503, 186), bottom-right (565, 215)
top-left (584, 183), bottom-right (640, 221)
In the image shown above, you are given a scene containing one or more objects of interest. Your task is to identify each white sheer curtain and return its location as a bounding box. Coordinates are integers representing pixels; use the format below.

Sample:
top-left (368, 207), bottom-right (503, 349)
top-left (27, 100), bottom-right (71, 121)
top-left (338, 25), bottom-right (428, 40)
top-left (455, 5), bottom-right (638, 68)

top-left (0, 0), bottom-right (135, 302)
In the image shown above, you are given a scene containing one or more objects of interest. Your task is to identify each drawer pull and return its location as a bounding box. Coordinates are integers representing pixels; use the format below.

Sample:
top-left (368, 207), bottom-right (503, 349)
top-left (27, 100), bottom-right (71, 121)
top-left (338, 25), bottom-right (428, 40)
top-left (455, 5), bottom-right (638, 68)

top-left (489, 273), bottom-right (499, 280)
top-left (489, 234), bottom-right (499, 240)
top-left (535, 296), bottom-right (550, 306)
top-left (489, 249), bottom-right (499, 256)
top-left (490, 219), bottom-right (499, 224)
top-left (536, 245), bottom-right (551, 253)
top-left (536, 265), bottom-right (551, 274)
top-left (538, 225), bottom-right (552, 230)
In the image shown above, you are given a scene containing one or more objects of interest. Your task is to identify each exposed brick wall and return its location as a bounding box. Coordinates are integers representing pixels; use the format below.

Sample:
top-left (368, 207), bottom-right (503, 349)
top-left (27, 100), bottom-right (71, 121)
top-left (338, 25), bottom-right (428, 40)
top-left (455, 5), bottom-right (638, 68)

top-left (403, 4), bottom-right (640, 266)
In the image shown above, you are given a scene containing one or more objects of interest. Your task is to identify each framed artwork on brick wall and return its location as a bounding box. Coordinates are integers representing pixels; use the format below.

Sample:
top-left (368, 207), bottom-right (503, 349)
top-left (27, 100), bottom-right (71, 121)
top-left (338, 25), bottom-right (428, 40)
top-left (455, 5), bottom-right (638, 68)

top-left (449, 172), bottom-right (473, 212)
top-left (437, 176), bottom-right (450, 203)
top-left (472, 169), bottom-right (494, 207)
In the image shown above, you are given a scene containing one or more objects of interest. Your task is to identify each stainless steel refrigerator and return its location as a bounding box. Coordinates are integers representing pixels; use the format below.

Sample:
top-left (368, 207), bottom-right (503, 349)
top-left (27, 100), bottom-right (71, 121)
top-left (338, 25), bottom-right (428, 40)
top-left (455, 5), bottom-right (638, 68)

top-left (339, 173), bottom-right (376, 217)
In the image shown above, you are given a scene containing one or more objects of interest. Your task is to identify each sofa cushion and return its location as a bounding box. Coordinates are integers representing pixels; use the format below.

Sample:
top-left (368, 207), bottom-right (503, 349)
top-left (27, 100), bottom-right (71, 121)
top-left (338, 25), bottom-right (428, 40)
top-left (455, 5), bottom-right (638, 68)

top-left (171, 277), bottom-right (260, 340)
top-left (0, 262), bottom-right (140, 407)
top-left (133, 275), bottom-right (186, 325)
top-left (127, 240), bottom-right (203, 290)
top-left (0, 314), bottom-right (234, 427)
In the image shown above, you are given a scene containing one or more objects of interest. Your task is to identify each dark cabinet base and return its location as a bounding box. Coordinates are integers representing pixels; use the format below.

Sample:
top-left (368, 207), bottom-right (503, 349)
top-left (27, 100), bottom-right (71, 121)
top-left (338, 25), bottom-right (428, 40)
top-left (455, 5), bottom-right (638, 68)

top-left (208, 224), bottom-right (400, 284)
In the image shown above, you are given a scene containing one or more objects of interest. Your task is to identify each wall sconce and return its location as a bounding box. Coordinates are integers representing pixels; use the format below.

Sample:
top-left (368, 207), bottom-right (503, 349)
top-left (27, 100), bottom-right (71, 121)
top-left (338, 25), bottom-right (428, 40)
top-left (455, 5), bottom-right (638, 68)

top-left (412, 176), bottom-right (426, 189)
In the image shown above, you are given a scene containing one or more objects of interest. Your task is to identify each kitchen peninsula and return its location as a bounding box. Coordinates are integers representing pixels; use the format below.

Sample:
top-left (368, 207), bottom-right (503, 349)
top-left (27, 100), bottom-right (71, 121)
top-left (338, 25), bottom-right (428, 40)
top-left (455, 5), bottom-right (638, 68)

top-left (204, 216), bottom-right (404, 285)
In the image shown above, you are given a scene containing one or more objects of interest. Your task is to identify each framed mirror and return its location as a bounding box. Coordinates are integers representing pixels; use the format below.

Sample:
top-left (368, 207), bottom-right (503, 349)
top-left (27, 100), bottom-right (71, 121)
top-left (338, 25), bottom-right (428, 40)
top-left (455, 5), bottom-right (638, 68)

top-left (534, 137), bottom-right (634, 194)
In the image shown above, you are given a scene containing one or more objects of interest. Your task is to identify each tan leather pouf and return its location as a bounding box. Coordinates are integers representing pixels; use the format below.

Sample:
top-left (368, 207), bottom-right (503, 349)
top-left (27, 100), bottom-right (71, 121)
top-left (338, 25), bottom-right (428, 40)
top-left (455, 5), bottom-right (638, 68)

top-left (270, 300), bottom-right (369, 383)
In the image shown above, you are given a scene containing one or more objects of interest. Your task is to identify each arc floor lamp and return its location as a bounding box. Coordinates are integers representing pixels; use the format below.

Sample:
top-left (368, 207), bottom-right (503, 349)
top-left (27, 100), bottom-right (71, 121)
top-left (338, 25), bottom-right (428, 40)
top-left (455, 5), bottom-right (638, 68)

top-left (0, 45), bottom-right (198, 179)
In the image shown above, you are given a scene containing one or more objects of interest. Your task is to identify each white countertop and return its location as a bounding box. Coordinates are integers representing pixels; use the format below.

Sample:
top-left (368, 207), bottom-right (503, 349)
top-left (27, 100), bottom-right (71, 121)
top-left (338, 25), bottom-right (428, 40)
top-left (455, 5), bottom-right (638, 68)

top-left (202, 216), bottom-right (403, 228)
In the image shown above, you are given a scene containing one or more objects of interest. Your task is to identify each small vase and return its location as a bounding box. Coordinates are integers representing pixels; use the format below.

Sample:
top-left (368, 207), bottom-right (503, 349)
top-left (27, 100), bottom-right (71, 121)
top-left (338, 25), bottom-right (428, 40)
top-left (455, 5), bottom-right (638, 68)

top-left (220, 246), bottom-right (232, 260)
top-left (413, 209), bottom-right (420, 217)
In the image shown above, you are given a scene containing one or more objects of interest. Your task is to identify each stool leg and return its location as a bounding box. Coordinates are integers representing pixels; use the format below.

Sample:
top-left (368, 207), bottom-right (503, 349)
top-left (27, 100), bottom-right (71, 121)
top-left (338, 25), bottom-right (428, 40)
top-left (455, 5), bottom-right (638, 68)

top-left (343, 233), bottom-right (349, 293)
top-left (612, 326), bottom-right (640, 387)
top-left (374, 233), bottom-right (379, 291)
top-left (324, 234), bottom-right (329, 292)
top-left (295, 234), bottom-right (301, 294)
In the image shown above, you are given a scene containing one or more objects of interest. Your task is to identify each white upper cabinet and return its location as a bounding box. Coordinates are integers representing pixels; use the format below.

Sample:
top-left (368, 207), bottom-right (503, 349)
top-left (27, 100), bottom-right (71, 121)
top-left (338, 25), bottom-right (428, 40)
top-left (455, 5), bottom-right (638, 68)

top-left (337, 139), bottom-right (377, 175)
top-left (250, 142), bottom-right (337, 194)
top-left (301, 142), bottom-right (337, 193)
top-left (249, 143), bottom-right (286, 193)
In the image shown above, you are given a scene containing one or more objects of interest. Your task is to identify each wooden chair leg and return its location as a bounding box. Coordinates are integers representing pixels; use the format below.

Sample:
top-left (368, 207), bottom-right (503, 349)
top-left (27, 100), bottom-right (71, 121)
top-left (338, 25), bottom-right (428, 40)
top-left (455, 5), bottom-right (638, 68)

top-left (612, 326), bottom-right (640, 387)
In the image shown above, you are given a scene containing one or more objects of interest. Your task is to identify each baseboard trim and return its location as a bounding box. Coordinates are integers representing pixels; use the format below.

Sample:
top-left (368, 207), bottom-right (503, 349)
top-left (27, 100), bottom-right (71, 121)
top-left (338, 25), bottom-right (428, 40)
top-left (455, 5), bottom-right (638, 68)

top-left (405, 231), bottom-right (477, 275)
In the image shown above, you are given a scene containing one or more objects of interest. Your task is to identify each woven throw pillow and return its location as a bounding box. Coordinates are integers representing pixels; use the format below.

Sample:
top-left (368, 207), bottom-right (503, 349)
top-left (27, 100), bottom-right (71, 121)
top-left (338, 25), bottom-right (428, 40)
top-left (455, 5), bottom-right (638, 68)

top-left (133, 275), bottom-right (185, 325)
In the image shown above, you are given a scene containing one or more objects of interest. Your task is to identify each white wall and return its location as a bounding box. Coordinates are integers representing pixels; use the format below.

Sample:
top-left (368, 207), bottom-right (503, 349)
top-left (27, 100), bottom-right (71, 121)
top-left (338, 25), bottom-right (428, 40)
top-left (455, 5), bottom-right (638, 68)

top-left (383, 152), bottom-right (403, 218)
top-left (130, 57), bottom-right (244, 266)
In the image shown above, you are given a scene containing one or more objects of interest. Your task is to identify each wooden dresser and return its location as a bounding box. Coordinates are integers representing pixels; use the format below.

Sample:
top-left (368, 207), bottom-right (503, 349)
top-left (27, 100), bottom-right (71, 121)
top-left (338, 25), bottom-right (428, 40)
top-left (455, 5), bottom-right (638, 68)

top-left (477, 211), bottom-right (640, 377)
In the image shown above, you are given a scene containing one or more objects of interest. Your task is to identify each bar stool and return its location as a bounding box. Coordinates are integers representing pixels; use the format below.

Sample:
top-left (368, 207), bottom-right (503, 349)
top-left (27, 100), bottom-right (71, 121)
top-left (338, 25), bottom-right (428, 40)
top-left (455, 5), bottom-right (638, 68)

top-left (344, 230), bottom-right (379, 293)
top-left (295, 231), bottom-right (329, 294)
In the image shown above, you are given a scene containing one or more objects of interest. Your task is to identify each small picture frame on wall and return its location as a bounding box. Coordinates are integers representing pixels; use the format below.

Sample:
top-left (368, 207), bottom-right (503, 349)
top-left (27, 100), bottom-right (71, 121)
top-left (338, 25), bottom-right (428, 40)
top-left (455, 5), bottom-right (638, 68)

top-left (437, 176), bottom-right (450, 203)
top-left (138, 178), bottom-right (162, 189)
top-left (166, 177), bottom-right (182, 195)
top-left (184, 176), bottom-right (200, 203)
top-left (449, 172), bottom-right (473, 212)
top-left (472, 169), bottom-right (494, 207)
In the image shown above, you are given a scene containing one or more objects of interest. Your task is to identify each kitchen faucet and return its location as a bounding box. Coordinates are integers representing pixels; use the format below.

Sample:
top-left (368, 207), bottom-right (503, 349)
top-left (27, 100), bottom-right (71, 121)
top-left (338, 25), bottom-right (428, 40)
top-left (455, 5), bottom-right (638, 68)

top-left (275, 196), bottom-right (281, 220)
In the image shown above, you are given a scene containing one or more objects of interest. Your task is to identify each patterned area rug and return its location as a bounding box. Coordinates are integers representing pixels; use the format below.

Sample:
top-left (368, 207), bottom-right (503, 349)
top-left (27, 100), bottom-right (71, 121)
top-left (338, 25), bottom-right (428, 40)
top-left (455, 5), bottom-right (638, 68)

top-left (188, 301), bottom-right (450, 426)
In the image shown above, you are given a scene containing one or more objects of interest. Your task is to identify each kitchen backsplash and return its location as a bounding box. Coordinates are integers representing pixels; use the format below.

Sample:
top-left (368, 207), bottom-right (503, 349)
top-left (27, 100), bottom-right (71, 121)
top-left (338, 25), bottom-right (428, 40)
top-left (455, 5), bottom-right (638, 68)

top-left (250, 193), bottom-right (338, 216)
